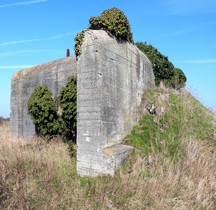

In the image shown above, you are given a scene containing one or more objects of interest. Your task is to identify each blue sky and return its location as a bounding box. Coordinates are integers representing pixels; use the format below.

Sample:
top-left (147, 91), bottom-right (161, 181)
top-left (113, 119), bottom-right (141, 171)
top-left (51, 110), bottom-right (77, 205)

top-left (0, 0), bottom-right (216, 118)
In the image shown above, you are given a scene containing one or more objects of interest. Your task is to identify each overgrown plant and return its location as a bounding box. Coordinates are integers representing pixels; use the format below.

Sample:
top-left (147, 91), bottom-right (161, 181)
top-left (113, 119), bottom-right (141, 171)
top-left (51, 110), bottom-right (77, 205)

top-left (74, 7), bottom-right (133, 58)
top-left (74, 31), bottom-right (85, 57)
top-left (27, 77), bottom-right (77, 142)
top-left (89, 7), bottom-right (133, 43)
top-left (136, 42), bottom-right (187, 88)
top-left (58, 76), bottom-right (77, 142)
top-left (27, 85), bottom-right (65, 138)
top-left (74, 8), bottom-right (187, 89)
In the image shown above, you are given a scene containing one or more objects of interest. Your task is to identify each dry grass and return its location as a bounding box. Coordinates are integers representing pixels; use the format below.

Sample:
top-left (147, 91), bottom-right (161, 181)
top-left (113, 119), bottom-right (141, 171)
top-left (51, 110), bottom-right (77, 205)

top-left (0, 124), bottom-right (215, 209)
top-left (1, 87), bottom-right (216, 209)
top-left (124, 139), bottom-right (216, 209)
top-left (0, 126), bottom-right (77, 209)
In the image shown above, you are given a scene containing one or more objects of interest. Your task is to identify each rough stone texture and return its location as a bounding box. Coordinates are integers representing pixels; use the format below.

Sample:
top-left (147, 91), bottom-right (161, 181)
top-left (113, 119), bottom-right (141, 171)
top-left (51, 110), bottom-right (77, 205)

top-left (10, 57), bottom-right (77, 138)
top-left (77, 30), bottom-right (155, 176)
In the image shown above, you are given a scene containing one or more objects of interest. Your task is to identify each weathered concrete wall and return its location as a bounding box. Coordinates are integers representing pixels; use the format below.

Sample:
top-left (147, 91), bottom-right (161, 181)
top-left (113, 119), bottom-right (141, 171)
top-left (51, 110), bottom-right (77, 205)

top-left (10, 29), bottom-right (154, 176)
top-left (77, 30), bottom-right (155, 176)
top-left (10, 57), bottom-right (77, 138)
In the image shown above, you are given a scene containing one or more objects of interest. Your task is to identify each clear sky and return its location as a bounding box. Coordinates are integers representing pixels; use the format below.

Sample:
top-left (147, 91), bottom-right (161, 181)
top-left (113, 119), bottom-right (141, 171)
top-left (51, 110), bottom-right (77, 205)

top-left (0, 0), bottom-right (216, 118)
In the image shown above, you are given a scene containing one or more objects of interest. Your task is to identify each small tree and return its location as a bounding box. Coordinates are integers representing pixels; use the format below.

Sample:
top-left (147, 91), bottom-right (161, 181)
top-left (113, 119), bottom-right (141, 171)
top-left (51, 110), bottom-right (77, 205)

top-left (58, 76), bottom-right (77, 142)
top-left (27, 85), bottom-right (65, 138)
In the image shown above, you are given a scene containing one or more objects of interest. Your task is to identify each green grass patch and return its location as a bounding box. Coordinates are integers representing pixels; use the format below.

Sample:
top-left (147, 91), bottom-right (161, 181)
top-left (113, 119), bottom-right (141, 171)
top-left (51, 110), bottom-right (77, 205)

top-left (125, 87), bottom-right (216, 162)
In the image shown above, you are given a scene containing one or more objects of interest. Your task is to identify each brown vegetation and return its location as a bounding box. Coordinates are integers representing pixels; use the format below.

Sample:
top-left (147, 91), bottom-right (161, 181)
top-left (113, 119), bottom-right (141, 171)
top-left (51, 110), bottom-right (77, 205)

top-left (1, 87), bottom-right (216, 209)
top-left (0, 122), bottom-right (215, 209)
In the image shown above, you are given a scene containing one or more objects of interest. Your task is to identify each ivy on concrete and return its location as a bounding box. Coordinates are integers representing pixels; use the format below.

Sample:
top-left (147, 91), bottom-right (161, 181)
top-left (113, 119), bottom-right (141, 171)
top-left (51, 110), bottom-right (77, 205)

top-left (27, 85), bottom-right (65, 138)
top-left (74, 31), bottom-right (85, 57)
top-left (58, 76), bottom-right (77, 142)
top-left (27, 77), bottom-right (77, 141)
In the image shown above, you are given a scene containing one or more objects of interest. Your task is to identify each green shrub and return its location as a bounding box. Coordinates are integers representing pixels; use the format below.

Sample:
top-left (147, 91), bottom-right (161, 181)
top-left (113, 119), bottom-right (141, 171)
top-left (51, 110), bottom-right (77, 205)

top-left (170, 68), bottom-right (187, 89)
top-left (136, 42), bottom-right (187, 88)
top-left (89, 8), bottom-right (133, 43)
top-left (28, 76), bottom-right (77, 143)
top-left (58, 76), bottom-right (77, 142)
top-left (75, 8), bottom-right (133, 58)
top-left (27, 86), bottom-right (65, 138)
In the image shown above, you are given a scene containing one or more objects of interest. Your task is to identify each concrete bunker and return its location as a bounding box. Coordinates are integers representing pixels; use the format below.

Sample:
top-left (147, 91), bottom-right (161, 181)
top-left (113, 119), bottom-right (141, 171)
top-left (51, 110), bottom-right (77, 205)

top-left (10, 29), bottom-right (155, 176)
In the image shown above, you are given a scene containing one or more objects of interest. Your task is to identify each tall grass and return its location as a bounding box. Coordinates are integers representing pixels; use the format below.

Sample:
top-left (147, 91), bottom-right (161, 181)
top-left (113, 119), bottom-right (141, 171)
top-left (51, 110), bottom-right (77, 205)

top-left (0, 130), bottom-right (77, 209)
top-left (0, 87), bottom-right (215, 209)
top-left (126, 87), bottom-right (216, 159)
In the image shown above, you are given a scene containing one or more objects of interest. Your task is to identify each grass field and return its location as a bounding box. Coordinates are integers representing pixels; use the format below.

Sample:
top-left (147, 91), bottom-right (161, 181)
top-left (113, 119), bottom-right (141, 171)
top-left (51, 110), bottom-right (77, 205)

top-left (0, 87), bottom-right (215, 209)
